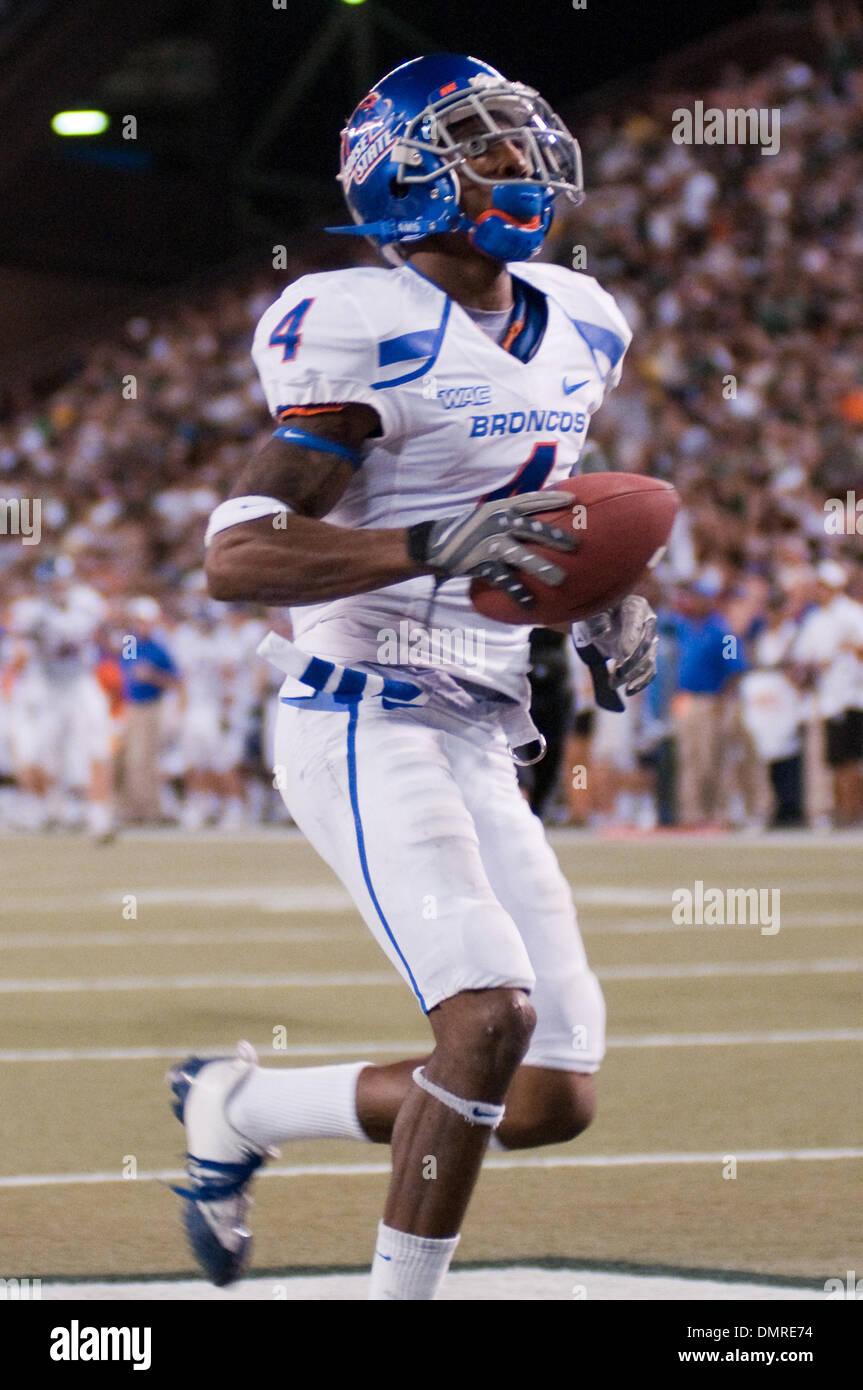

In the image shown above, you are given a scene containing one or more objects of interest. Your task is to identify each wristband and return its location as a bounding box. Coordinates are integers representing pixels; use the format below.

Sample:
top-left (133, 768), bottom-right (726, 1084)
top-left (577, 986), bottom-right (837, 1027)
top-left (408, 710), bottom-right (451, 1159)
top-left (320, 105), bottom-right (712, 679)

top-left (273, 426), bottom-right (361, 470)
top-left (405, 520), bottom-right (436, 566)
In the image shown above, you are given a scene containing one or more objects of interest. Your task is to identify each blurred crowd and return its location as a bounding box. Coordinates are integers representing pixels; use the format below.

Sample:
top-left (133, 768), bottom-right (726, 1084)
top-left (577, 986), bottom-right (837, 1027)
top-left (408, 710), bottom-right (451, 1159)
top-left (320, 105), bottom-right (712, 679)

top-left (521, 558), bottom-right (863, 832)
top-left (0, 565), bottom-right (288, 836)
top-left (1, 6), bottom-right (862, 834)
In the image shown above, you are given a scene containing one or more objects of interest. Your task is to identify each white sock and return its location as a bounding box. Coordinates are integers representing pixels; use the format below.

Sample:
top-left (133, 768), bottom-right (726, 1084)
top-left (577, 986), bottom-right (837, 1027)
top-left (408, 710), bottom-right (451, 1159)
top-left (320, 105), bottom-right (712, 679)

top-left (181, 794), bottom-right (207, 830)
top-left (87, 801), bottom-right (112, 837)
top-left (227, 1060), bottom-right (371, 1147)
top-left (21, 793), bottom-right (48, 830)
top-left (218, 797), bottom-right (245, 828)
top-left (368, 1221), bottom-right (460, 1301)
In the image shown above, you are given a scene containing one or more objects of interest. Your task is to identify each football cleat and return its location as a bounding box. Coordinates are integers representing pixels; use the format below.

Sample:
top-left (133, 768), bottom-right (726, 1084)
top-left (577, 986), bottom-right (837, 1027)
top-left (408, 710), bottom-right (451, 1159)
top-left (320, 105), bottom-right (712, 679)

top-left (167, 1041), bottom-right (275, 1287)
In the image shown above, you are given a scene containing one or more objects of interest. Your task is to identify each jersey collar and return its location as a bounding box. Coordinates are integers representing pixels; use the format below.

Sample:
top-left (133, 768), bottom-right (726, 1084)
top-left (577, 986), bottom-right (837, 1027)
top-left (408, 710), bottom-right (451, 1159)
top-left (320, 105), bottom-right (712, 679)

top-left (401, 260), bottom-right (548, 363)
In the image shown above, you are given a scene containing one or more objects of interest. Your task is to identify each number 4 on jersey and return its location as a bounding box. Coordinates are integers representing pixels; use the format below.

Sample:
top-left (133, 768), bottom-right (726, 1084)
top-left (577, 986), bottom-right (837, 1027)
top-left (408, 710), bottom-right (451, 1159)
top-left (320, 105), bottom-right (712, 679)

top-left (481, 443), bottom-right (557, 503)
top-left (268, 298), bottom-right (314, 362)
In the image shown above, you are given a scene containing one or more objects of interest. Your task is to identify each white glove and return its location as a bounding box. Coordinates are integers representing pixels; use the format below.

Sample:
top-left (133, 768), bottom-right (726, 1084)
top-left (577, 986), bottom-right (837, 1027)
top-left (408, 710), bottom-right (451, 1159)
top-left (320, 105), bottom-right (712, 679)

top-left (573, 595), bottom-right (658, 698)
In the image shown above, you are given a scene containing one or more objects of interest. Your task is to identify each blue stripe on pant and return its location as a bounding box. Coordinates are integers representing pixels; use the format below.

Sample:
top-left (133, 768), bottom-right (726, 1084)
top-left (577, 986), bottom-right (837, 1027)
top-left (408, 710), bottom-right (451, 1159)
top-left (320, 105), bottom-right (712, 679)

top-left (345, 700), bottom-right (427, 1012)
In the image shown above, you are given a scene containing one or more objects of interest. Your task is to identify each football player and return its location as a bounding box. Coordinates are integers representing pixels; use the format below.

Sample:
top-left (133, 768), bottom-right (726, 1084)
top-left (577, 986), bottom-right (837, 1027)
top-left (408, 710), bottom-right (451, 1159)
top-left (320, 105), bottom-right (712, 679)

top-left (169, 54), bottom-right (657, 1299)
top-left (6, 559), bottom-right (114, 838)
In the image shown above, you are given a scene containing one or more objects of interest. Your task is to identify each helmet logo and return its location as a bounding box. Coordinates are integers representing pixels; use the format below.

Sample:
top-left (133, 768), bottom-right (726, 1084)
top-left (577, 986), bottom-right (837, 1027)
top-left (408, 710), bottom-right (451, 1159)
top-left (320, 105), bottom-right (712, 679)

top-left (343, 122), bottom-right (398, 188)
top-left (352, 92), bottom-right (393, 119)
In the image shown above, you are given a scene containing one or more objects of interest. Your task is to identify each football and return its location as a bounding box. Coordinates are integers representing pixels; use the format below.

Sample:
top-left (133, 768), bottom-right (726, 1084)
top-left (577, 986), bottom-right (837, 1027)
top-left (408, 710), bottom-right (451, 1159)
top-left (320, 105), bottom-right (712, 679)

top-left (469, 472), bottom-right (680, 625)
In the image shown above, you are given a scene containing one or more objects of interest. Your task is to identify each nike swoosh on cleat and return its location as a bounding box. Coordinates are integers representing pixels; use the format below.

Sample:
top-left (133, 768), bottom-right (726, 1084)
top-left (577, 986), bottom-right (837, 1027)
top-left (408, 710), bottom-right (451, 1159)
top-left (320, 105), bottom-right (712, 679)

top-left (562, 378), bottom-right (590, 395)
top-left (375, 1251), bottom-right (392, 1261)
top-left (472, 1107), bottom-right (498, 1119)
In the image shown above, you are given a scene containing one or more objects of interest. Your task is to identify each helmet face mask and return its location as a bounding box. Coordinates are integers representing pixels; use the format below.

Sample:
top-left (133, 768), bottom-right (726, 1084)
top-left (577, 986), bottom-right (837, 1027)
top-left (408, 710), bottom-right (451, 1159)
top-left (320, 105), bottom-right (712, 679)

top-left (328, 55), bottom-right (584, 265)
top-left (399, 83), bottom-right (583, 203)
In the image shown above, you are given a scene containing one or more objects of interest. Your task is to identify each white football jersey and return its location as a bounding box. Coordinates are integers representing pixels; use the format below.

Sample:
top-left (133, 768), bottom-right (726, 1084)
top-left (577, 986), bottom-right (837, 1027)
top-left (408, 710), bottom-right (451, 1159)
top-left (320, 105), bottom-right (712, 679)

top-left (793, 594), bottom-right (863, 718)
top-left (8, 585), bottom-right (105, 686)
top-left (171, 621), bottom-right (225, 709)
top-left (251, 261), bottom-right (631, 699)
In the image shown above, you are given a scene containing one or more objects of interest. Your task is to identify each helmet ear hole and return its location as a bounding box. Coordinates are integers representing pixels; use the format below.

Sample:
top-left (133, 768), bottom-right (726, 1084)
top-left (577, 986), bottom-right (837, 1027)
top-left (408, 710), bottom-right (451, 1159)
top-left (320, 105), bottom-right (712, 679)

top-left (389, 178), bottom-right (411, 200)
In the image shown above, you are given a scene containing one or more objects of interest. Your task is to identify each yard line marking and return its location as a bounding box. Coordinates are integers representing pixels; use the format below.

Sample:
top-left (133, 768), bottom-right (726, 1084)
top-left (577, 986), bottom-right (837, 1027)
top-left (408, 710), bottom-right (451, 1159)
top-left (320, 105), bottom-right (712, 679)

top-left (2, 882), bottom-right (859, 919)
top-left (582, 913), bottom-right (862, 934)
top-left (1, 1028), bottom-right (860, 1063)
top-left (36, 1269), bottom-right (824, 1301)
top-left (0, 927), bottom-right (356, 950)
top-left (571, 883), bottom-right (863, 905)
top-left (0, 1041), bottom-right (429, 1062)
top-left (599, 958), bottom-right (863, 981)
top-left (1, 959), bottom-right (861, 994)
top-left (609, 1027), bottom-right (863, 1047)
top-left (3, 1147), bottom-right (861, 1189)
top-left (0, 915), bottom-right (857, 945)
top-left (0, 972), bottom-right (398, 994)
top-left (0, 885), bottom-right (354, 916)
top-left (129, 886), bottom-right (354, 912)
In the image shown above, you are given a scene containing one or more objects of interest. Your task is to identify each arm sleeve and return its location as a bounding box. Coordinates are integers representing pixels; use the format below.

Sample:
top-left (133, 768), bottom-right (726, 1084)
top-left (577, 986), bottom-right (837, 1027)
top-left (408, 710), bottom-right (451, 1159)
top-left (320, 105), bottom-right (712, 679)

top-left (251, 274), bottom-right (400, 442)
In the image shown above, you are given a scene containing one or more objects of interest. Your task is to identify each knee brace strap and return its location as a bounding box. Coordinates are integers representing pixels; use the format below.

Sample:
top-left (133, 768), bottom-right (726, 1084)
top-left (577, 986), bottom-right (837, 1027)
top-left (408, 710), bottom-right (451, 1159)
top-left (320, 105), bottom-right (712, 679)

top-left (412, 1067), bottom-right (505, 1129)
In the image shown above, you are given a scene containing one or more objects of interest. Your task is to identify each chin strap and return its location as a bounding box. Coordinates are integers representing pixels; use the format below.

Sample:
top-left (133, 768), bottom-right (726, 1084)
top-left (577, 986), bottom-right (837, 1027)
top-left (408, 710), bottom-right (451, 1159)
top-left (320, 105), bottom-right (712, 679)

top-left (327, 183), bottom-right (552, 260)
top-left (325, 207), bottom-right (455, 244)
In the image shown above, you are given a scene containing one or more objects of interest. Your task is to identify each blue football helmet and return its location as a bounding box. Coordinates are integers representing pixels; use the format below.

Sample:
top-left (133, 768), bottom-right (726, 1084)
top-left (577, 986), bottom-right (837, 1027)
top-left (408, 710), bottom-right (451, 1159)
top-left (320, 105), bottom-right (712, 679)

top-left (327, 54), bottom-right (583, 264)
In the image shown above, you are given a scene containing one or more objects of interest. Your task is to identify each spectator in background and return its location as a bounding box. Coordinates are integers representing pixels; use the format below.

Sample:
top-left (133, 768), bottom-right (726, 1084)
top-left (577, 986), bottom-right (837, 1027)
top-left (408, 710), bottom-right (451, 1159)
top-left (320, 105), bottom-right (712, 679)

top-left (717, 575), bottom-right (771, 827)
top-left (117, 597), bottom-right (180, 823)
top-left (643, 606), bottom-right (682, 827)
top-left (793, 561), bottom-right (863, 825)
top-left (739, 589), bottom-right (805, 827)
top-left (666, 577), bottom-right (748, 826)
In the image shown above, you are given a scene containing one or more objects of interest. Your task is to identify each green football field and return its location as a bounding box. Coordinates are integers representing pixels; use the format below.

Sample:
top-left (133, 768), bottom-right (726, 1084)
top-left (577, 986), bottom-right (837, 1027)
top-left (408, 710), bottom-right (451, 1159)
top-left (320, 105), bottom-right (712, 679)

top-left (1, 828), bottom-right (860, 1297)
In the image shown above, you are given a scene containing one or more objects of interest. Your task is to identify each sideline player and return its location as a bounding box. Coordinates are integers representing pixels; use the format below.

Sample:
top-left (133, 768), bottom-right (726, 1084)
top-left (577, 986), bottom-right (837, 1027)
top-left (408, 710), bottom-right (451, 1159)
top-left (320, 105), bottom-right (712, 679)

top-left (5, 559), bottom-right (114, 837)
top-left (169, 54), bottom-right (657, 1299)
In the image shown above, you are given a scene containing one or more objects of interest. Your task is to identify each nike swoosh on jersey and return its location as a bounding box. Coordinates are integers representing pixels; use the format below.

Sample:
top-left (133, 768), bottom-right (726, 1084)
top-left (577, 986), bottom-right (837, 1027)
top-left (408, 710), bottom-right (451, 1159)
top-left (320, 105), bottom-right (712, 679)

top-left (562, 378), bottom-right (590, 395)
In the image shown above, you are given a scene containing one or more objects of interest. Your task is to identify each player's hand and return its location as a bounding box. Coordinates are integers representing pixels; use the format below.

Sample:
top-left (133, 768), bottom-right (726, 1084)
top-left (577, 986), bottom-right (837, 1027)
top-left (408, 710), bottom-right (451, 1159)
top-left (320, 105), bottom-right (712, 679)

top-left (574, 595), bottom-right (658, 707)
top-left (406, 491), bottom-right (577, 610)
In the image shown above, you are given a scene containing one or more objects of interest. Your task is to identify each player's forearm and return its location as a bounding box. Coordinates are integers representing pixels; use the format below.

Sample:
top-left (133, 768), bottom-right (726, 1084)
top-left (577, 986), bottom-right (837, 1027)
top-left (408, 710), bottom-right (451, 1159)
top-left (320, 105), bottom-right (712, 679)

top-left (206, 514), bottom-right (425, 605)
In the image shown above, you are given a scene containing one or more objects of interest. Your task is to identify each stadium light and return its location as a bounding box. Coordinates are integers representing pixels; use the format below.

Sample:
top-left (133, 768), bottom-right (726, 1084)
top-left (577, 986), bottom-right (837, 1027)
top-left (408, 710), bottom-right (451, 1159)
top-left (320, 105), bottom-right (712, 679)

top-left (340, 0), bottom-right (367, 6)
top-left (51, 110), bottom-right (110, 136)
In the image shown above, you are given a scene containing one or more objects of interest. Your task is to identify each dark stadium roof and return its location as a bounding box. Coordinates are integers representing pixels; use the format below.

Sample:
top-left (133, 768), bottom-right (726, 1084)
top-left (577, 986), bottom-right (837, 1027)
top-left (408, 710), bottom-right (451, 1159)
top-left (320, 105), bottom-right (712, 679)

top-left (0, 0), bottom-right (805, 281)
